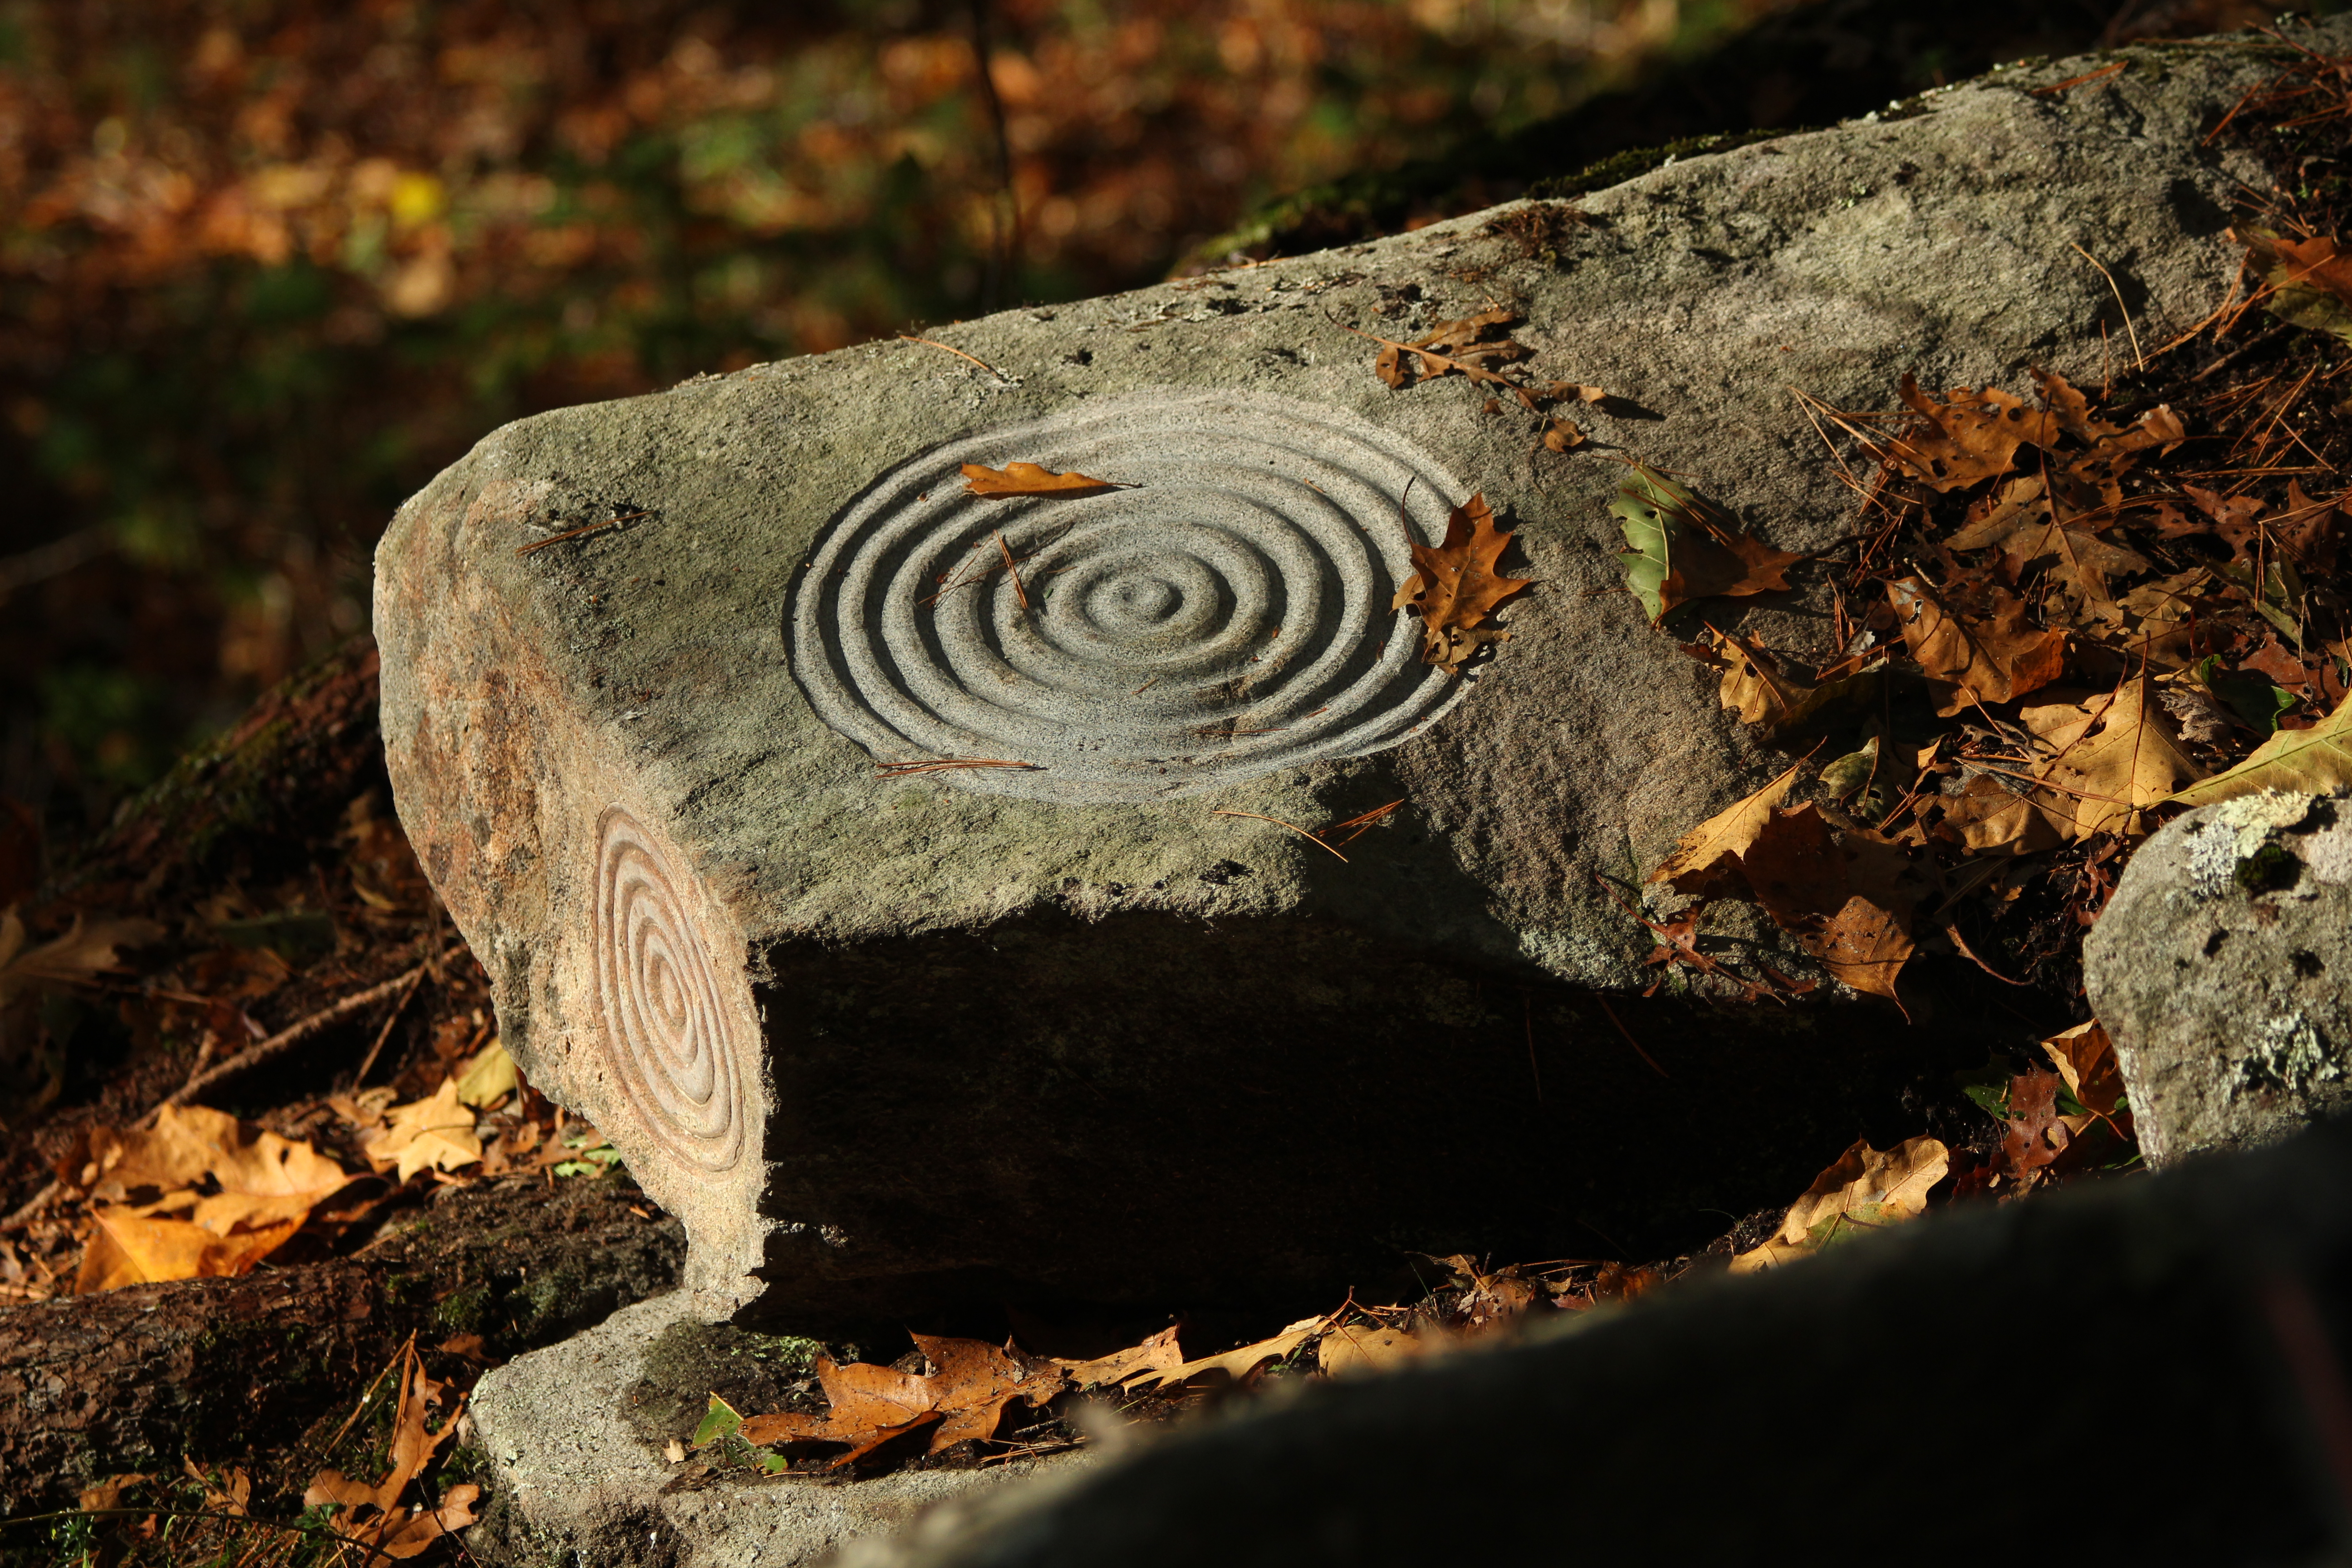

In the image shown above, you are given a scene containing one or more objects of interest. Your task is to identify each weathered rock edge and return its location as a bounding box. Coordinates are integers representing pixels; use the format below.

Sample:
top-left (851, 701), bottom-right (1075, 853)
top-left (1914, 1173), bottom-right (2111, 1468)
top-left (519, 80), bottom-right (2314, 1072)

top-left (2087, 789), bottom-right (2352, 1165)
top-left (465, 1292), bottom-right (1085, 1568)
top-left (377, 27), bottom-right (2315, 1319)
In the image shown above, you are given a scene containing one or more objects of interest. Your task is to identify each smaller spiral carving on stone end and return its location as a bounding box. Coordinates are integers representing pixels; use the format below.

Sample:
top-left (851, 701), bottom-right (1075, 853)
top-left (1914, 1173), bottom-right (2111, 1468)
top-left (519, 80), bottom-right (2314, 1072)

top-left (593, 807), bottom-right (746, 1174)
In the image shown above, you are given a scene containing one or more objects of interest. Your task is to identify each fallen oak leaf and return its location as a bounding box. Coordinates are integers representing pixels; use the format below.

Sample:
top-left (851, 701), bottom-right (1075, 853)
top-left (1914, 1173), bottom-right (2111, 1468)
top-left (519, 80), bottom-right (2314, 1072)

top-left (1140, 1315), bottom-right (1327, 1389)
top-left (1713, 631), bottom-right (1882, 733)
top-left (1392, 491), bottom-right (1533, 674)
top-left (1886, 576), bottom-right (2065, 716)
top-left (1729, 1135), bottom-right (1950, 1272)
top-left (960, 462), bottom-right (1123, 498)
top-left (2042, 1020), bottom-right (2131, 1132)
top-left (1646, 761), bottom-right (1803, 899)
top-left (1338, 309), bottom-right (1552, 411)
top-left (1736, 804), bottom-right (1923, 1006)
top-left (75, 1205), bottom-right (298, 1292)
top-left (364, 1079), bottom-right (483, 1182)
top-left (305, 1342), bottom-right (469, 1559)
top-left (0, 911), bottom-right (163, 1008)
top-left (1999, 1067), bottom-right (2070, 1183)
top-left (737, 1335), bottom-right (1068, 1466)
top-left (2022, 672), bottom-right (2204, 838)
top-left (1055, 1323), bottom-right (1187, 1388)
top-left (1886, 375), bottom-right (2061, 492)
top-left (1318, 1322), bottom-right (1438, 1377)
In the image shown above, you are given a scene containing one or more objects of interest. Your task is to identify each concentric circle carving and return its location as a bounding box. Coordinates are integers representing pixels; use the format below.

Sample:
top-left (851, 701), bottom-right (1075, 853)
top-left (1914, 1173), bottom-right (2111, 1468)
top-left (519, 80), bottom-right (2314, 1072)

top-left (787, 389), bottom-right (1476, 802)
top-left (592, 808), bottom-right (745, 1173)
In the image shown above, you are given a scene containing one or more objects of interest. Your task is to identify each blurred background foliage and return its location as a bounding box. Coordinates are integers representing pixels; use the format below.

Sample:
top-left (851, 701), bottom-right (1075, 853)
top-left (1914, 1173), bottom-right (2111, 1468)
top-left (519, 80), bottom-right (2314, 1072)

top-left (0, 0), bottom-right (2294, 853)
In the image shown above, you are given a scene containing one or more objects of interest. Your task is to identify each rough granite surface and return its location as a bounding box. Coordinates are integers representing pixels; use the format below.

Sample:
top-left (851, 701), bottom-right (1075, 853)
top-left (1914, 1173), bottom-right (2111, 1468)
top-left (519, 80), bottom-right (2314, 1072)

top-left (466, 1292), bottom-right (1084, 1568)
top-left (2086, 789), bottom-right (2352, 1165)
top-left (377, 29), bottom-right (2325, 1319)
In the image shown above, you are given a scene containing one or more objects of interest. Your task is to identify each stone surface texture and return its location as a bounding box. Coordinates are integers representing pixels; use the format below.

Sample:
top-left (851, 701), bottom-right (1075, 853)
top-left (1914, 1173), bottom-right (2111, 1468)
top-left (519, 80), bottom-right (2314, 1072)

top-left (466, 1292), bottom-right (1083, 1568)
top-left (2086, 789), bottom-right (2352, 1165)
top-left (831, 1121), bottom-right (2352, 1568)
top-left (378, 29), bottom-right (2318, 1319)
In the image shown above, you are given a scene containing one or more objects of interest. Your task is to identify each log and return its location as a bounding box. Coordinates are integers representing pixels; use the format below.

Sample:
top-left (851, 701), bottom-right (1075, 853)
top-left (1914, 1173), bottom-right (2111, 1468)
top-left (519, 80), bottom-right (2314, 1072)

top-left (0, 1171), bottom-right (683, 1516)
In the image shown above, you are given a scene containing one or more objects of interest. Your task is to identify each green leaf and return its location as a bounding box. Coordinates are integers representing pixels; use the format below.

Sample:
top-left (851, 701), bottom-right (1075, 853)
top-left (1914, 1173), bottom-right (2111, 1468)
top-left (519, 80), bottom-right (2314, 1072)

top-left (2170, 691), bottom-right (2352, 808)
top-left (691, 1393), bottom-right (743, 1448)
top-left (1611, 463), bottom-right (1700, 623)
top-left (1962, 1082), bottom-right (2009, 1121)
top-left (1819, 736), bottom-right (1881, 800)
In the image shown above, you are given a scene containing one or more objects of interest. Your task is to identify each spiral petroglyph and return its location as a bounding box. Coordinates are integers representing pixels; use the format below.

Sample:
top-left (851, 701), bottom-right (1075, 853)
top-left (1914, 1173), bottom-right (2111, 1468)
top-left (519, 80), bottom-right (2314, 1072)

top-left (787, 389), bottom-right (1479, 802)
top-left (593, 808), bottom-right (746, 1173)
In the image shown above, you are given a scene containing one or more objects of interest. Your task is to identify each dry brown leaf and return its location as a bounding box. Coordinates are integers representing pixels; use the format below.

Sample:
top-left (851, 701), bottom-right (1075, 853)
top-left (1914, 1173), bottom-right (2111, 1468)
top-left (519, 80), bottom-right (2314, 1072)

top-left (1886, 576), bottom-right (2065, 716)
top-left (365, 1079), bottom-right (484, 1182)
top-left (1318, 1322), bottom-right (1438, 1377)
top-left (1391, 492), bottom-right (1533, 674)
top-left (1736, 805), bottom-right (1922, 1004)
top-left (2023, 674), bottom-right (2204, 838)
top-left (70, 1105), bottom-right (353, 1290)
top-left (2000, 1068), bottom-right (2070, 1183)
top-left (1729, 1135), bottom-right (1949, 1273)
top-left (1887, 376), bottom-right (2059, 492)
top-left (452, 1037), bottom-right (517, 1108)
top-left (75, 1206), bottom-right (297, 1292)
top-left (1141, 1315), bottom-right (1326, 1389)
top-left (1711, 632), bottom-right (1881, 734)
top-left (1371, 307), bottom-right (1535, 399)
top-left (959, 461), bottom-right (1121, 498)
top-left (0, 911), bottom-right (162, 1007)
top-left (1646, 762), bottom-right (1802, 898)
top-left (1055, 1323), bottom-right (1186, 1388)
top-left (1946, 475), bottom-right (2151, 604)
top-left (738, 1335), bottom-right (1067, 1465)
top-left (1934, 774), bottom-right (2065, 858)
top-left (2042, 1020), bottom-right (2128, 1124)
top-left (306, 1344), bottom-right (472, 1561)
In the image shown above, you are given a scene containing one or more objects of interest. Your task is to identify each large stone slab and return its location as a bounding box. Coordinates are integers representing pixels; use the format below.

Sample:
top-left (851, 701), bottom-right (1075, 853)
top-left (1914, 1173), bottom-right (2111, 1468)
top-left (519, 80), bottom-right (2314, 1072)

top-left (2086, 790), bottom-right (2352, 1165)
top-left (378, 33), bottom-right (2297, 1320)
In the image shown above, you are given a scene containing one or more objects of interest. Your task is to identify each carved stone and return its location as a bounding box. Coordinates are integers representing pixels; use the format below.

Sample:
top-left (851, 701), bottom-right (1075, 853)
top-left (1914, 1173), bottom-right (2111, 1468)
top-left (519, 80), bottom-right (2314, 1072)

top-left (378, 40), bottom-right (2281, 1323)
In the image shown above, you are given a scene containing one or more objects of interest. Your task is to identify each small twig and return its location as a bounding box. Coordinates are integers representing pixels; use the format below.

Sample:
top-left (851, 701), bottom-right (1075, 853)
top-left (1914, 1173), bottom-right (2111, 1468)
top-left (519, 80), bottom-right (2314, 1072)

top-left (898, 333), bottom-right (1010, 382)
top-left (1131, 676), bottom-right (1160, 696)
top-left (995, 531), bottom-right (1029, 612)
top-left (1523, 991), bottom-right (1543, 1103)
top-left (875, 757), bottom-right (1039, 776)
top-left (515, 511), bottom-right (650, 558)
top-left (1210, 809), bottom-right (1349, 862)
top-left (2070, 241), bottom-right (2145, 371)
top-left (2030, 59), bottom-right (2127, 97)
top-left (175, 947), bottom-right (466, 1108)
top-left (1324, 798), bottom-right (1406, 848)
top-left (349, 966), bottom-right (428, 1090)
top-left (1592, 995), bottom-right (1671, 1080)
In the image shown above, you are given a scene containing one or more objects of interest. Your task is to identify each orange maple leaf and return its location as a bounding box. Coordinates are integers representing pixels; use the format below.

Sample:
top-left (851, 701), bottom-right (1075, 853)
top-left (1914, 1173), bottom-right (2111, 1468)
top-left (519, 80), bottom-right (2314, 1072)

top-left (1392, 492), bottom-right (1533, 675)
